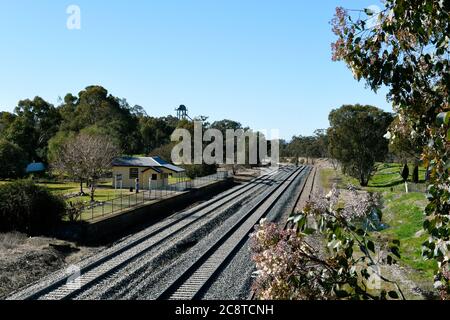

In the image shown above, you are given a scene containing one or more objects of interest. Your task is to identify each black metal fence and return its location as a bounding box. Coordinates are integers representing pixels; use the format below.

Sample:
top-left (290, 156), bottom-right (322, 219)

top-left (80, 171), bottom-right (230, 221)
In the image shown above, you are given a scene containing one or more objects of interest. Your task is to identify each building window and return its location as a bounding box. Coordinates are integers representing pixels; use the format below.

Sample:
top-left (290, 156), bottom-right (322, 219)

top-left (152, 174), bottom-right (158, 181)
top-left (129, 168), bottom-right (139, 179)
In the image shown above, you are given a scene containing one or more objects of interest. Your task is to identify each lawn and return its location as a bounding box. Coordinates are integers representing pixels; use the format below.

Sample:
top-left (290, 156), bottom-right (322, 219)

top-left (321, 163), bottom-right (427, 192)
top-left (319, 163), bottom-right (436, 290)
top-left (168, 176), bottom-right (191, 185)
top-left (378, 192), bottom-right (437, 282)
top-left (34, 180), bottom-right (131, 203)
top-left (1, 179), bottom-right (135, 205)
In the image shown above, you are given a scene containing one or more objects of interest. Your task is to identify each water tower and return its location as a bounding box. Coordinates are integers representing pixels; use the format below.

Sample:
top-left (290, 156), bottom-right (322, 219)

top-left (175, 105), bottom-right (191, 120)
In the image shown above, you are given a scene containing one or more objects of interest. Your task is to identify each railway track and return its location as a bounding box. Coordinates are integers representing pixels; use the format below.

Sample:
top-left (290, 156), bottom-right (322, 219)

top-left (157, 166), bottom-right (305, 300)
top-left (8, 166), bottom-right (298, 300)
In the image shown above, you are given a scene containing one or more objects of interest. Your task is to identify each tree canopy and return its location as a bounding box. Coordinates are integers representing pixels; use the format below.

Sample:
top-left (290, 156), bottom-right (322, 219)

top-left (332, 0), bottom-right (450, 297)
top-left (0, 140), bottom-right (27, 179)
top-left (328, 104), bottom-right (393, 186)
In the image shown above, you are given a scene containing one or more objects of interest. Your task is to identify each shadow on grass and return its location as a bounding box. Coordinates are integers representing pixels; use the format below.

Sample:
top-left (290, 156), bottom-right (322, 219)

top-left (369, 180), bottom-right (404, 188)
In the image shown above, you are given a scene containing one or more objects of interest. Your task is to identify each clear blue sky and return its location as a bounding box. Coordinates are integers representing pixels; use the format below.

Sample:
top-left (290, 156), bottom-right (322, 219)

top-left (0, 0), bottom-right (389, 140)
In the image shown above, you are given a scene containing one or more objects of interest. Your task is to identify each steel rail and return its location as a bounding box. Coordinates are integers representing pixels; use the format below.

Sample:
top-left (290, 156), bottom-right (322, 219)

top-left (7, 166), bottom-right (288, 300)
top-left (156, 166), bottom-right (306, 300)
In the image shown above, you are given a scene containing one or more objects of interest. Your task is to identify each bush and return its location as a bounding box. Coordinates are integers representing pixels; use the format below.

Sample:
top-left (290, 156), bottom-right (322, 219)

top-left (182, 164), bottom-right (217, 179)
top-left (0, 140), bottom-right (28, 179)
top-left (0, 180), bottom-right (66, 235)
top-left (401, 164), bottom-right (410, 182)
top-left (412, 165), bottom-right (419, 184)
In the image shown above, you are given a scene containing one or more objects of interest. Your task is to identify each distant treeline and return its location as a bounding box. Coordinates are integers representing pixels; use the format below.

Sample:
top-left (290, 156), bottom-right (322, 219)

top-left (0, 85), bottom-right (252, 179)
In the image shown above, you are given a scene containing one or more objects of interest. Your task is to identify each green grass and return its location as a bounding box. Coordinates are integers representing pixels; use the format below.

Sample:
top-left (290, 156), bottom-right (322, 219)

top-left (33, 180), bottom-right (127, 203)
top-left (320, 167), bottom-right (359, 191)
top-left (321, 163), bottom-right (427, 192)
top-left (168, 176), bottom-right (191, 185)
top-left (319, 163), bottom-right (435, 289)
top-left (377, 192), bottom-right (437, 282)
top-left (367, 163), bottom-right (427, 191)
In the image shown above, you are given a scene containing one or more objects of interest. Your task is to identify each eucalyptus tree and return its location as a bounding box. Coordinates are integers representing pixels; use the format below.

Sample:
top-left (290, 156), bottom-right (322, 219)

top-left (328, 104), bottom-right (393, 186)
top-left (331, 0), bottom-right (450, 297)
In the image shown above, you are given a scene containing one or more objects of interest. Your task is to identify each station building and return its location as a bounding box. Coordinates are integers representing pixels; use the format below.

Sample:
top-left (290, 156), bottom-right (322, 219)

top-left (111, 156), bottom-right (186, 189)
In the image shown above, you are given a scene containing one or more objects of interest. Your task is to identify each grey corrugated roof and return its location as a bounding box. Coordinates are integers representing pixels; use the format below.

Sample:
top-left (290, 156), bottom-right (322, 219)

top-left (112, 157), bottom-right (160, 167)
top-left (160, 163), bottom-right (185, 173)
top-left (112, 157), bottom-right (185, 173)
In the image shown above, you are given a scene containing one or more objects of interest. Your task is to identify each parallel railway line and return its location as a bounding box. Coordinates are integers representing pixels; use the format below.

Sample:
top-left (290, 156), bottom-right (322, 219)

top-left (157, 167), bottom-right (305, 300)
top-left (8, 165), bottom-right (310, 300)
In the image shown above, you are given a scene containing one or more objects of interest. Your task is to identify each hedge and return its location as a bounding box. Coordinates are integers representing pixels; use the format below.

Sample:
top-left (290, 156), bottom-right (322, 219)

top-left (0, 180), bottom-right (66, 235)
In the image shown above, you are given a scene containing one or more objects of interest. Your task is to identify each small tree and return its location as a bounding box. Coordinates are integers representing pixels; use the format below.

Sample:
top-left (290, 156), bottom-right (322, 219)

top-left (412, 166), bottom-right (419, 184)
top-left (52, 133), bottom-right (120, 201)
top-left (401, 164), bottom-right (410, 193)
top-left (387, 116), bottom-right (425, 183)
top-left (328, 105), bottom-right (393, 186)
top-left (0, 140), bottom-right (27, 179)
top-left (401, 164), bottom-right (409, 183)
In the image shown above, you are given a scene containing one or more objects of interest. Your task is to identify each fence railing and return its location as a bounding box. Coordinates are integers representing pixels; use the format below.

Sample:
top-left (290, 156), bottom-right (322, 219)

top-left (157, 171), bottom-right (229, 192)
top-left (80, 171), bottom-right (230, 221)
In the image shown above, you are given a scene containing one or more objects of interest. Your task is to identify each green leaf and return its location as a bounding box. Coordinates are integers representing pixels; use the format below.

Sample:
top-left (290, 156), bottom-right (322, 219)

top-left (437, 112), bottom-right (449, 125)
top-left (388, 291), bottom-right (399, 299)
top-left (423, 219), bottom-right (431, 231)
top-left (390, 246), bottom-right (401, 259)
top-left (356, 228), bottom-right (366, 236)
top-left (386, 255), bottom-right (394, 265)
top-left (364, 8), bottom-right (374, 16)
top-left (445, 159), bottom-right (450, 171)
top-left (335, 289), bottom-right (350, 298)
top-left (367, 240), bottom-right (375, 253)
top-left (360, 245), bottom-right (369, 256)
top-left (303, 227), bottom-right (316, 235)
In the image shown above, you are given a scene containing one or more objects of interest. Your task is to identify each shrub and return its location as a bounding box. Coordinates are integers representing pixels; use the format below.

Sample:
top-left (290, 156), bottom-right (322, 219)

top-left (251, 185), bottom-right (404, 300)
top-left (182, 164), bottom-right (217, 179)
top-left (401, 164), bottom-right (409, 182)
top-left (0, 140), bottom-right (28, 179)
top-left (0, 180), bottom-right (66, 235)
top-left (412, 165), bottom-right (419, 184)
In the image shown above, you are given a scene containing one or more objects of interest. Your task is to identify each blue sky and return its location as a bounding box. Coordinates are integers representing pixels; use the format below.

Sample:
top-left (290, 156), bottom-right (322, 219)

top-left (0, 0), bottom-right (389, 140)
